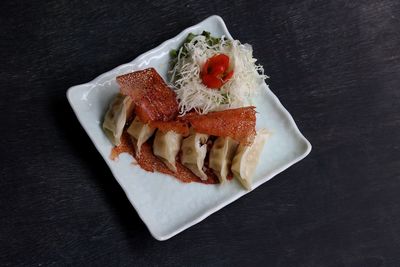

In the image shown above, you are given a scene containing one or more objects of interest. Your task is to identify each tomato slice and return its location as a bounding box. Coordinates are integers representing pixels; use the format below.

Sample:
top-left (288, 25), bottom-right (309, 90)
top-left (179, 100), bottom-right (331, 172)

top-left (201, 74), bottom-right (224, 89)
top-left (222, 70), bottom-right (234, 82)
top-left (201, 54), bottom-right (234, 89)
top-left (210, 64), bottom-right (226, 76)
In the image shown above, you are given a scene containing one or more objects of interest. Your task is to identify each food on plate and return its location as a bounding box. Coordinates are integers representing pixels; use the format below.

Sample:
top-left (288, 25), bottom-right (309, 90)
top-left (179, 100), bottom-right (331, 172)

top-left (180, 106), bottom-right (256, 145)
top-left (130, 139), bottom-right (219, 184)
top-left (127, 117), bottom-right (155, 154)
top-left (170, 31), bottom-right (266, 114)
top-left (117, 68), bottom-right (178, 123)
top-left (149, 120), bottom-right (190, 136)
top-left (153, 130), bottom-right (183, 172)
top-left (180, 132), bottom-right (209, 180)
top-left (102, 93), bottom-right (134, 146)
top-left (231, 129), bottom-right (270, 190)
top-left (200, 54), bottom-right (234, 89)
top-left (104, 31), bottom-right (270, 189)
top-left (209, 137), bottom-right (238, 183)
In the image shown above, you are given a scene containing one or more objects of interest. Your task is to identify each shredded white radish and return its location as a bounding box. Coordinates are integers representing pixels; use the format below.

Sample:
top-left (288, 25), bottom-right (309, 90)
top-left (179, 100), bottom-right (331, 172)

top-left (170, 35), bottom-right (267, 115)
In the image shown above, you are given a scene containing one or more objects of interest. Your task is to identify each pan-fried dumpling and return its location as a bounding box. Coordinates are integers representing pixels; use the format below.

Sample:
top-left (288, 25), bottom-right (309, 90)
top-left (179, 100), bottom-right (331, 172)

top-left (180, 133), bottom-right (209, 180)
top-left (153, 130), bottom-right (182, 172)
top-left (103, 94), bottom-right (134, 146)
top-left (127, 117), bottom-right (155, 154)
top-left (231, 129), bottom-right (270, 190)
top-left (209, 137), bottom-right (238, 183)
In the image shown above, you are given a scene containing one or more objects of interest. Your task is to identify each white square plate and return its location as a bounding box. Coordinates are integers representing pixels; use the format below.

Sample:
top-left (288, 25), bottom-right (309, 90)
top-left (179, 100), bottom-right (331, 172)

top-left (67, 15), bottom-right (311, 240)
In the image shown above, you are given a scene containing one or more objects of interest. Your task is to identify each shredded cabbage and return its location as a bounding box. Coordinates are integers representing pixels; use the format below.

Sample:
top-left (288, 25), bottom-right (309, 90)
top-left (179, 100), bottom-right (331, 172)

top-left (170, 34), bottom-right (267, 115)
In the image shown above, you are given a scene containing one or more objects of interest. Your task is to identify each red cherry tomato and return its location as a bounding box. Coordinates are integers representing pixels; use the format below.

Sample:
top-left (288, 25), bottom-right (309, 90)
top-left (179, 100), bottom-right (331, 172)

top-left (201, 54), bottom-right (234, 89)
top-left (201, 74), bottom-right (224, 88)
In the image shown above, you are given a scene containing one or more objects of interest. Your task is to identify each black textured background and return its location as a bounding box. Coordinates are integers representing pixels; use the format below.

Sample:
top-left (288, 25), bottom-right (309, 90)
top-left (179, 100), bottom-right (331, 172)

top-left (1, 0), bottom-right (400, 266)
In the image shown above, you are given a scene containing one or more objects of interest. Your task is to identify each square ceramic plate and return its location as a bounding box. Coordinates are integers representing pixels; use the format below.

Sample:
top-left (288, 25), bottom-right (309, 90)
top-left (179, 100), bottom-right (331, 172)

top-left (67, 15), bottom-right (311, 241)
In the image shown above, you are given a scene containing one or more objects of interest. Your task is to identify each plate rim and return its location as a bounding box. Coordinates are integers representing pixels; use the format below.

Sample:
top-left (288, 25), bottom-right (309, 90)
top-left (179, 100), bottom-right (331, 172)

top-left (67, 15), bottom-right (312, 241)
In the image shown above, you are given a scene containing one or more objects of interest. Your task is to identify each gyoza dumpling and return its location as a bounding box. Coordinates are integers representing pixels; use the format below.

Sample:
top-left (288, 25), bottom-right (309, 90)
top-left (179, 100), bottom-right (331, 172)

top-left (103, 93), bottom-right (134, 146)
top-left (209, 137), bottom-right (238, 183)
top-left (180, 133), bottom-right (209, 180)
top-left (231, 129), bottom-right (270, 190)
top-left (153, 130), bottom-right (182, 172)
top-left (127, 117), bottom-right (155, 154)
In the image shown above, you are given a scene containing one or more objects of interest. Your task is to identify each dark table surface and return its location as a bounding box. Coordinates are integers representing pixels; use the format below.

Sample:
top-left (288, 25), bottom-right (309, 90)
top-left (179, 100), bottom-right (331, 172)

top-left (1, 0), bottom-right (400, 266)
